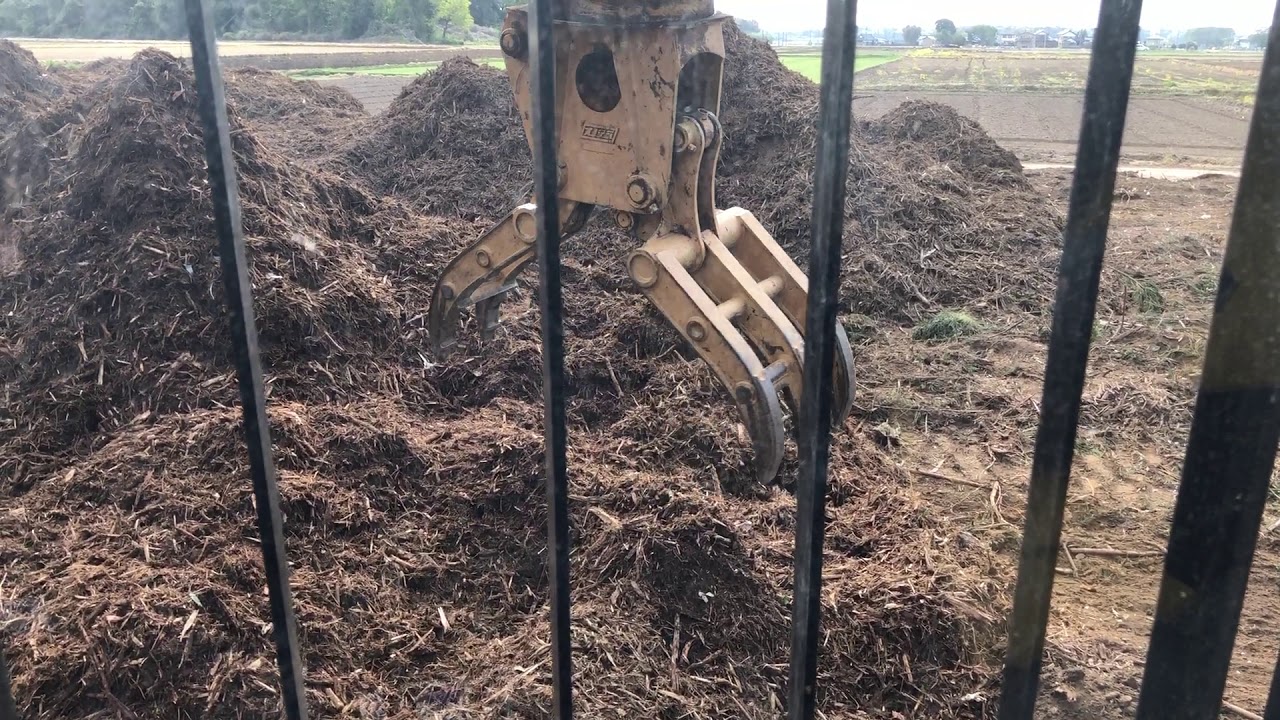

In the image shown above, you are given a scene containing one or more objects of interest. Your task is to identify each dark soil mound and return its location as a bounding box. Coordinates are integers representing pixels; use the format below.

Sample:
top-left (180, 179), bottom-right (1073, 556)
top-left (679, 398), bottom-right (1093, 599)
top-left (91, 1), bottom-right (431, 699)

top-left (344, 57), bottom-right (530, 219)
top-left (0, 50), bottom-right (465, 476)
top-left (0, 39), bottom-right (56, 127)
top-left (345, 24), bottom-right (1065, 323)
top-left (870, 100), bottom-right (1025, 180)
top-left (225, 67), bottom-right (368, 160)
top-left (2, 398), bottom-right (992, 719)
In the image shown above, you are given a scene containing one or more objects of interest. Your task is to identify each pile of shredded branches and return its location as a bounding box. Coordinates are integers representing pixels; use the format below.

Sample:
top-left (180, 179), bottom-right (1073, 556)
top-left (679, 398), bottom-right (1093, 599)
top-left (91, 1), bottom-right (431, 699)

top-left (225, 67), bottom-right (369, 161)
top-left (714, 22), bottom-right (1063, 322)
top-left (343, 57), bottom-right (531, 219)
top-left (0, 40), bottom-right (57, 128)
top-left (2, 49), bottom-right (1003, 719)
top-left (0, 50), bottom-right (463, 479)
top-left (2, 398), bottom-right (996, 719)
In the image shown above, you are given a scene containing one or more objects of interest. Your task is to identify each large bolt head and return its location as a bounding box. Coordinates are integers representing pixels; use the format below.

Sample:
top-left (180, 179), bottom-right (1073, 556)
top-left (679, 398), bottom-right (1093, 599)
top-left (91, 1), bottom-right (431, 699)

top-left (514, 209), bottom-right (538, 242)
top-left (626, 174), bottom-right (658, 209)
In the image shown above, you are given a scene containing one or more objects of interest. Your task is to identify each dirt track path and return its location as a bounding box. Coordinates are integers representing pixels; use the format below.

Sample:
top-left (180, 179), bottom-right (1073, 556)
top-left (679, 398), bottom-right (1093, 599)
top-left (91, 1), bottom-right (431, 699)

top-left (320, 74), bottom-right (1251, 167)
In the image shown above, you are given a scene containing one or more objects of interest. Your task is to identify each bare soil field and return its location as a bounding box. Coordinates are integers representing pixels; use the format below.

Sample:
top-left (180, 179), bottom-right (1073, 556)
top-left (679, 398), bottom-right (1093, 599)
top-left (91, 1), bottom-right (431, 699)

top-left (859, 50), bottom-right (1264, 98)
top-left (853, 92), bottom-right (1250, 166)
top-left (2, 28), bottom-right (1276, 720)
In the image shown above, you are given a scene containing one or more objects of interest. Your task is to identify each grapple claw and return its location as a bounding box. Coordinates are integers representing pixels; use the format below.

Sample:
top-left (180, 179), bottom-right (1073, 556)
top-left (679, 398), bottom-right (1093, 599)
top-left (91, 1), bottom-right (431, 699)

top-left (428, 201), bottom-right (591, 355)
top-left (716, 208), bottom-right (857, 422)
top-left (628, 241), bottom-right (787, 481)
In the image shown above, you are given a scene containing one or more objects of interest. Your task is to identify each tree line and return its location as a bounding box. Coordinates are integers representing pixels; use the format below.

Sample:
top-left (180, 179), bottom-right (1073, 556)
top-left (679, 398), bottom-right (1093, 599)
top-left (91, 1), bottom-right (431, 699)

top-left (902, 20), bottom-right (1268, 49)
top-left (0, 0), bottom-right (521, 41)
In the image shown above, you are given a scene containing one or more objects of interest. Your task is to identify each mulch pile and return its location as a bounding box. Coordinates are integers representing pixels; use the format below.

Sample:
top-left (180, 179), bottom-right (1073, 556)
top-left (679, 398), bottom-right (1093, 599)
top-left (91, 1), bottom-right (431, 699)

top-left (344, 57), bottom-right (533, 219)
top-left (0, 39), bottom-right (56, 127)
top-left (225, 67), bottom-right (368, 160)
top-left (0, 37), bottom-right (1008, 719)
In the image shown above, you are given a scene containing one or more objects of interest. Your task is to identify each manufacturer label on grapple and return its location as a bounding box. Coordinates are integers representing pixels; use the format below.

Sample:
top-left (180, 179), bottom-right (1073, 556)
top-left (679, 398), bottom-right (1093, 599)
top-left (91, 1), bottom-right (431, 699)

top-left (582, 123), bottom-right (619, 144)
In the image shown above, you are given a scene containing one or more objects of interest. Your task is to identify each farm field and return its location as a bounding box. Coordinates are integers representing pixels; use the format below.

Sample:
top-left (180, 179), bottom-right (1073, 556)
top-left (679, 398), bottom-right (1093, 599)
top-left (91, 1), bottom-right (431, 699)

top-left (11, 36), bottom-right (502, 70)
top-left (859, 48), bottom-right (1264, 99)
top-left (3, 28), bottom-right (1276, 720)
top-left (319, 48), bottom-right (1254, 167)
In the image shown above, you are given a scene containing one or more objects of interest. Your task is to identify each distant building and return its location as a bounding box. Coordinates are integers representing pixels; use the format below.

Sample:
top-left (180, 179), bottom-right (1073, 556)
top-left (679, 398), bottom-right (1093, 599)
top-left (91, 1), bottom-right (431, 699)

top-left (919, 34), bottom-right (937, 47)
top-left (1000, 32), bottom-right (1019, 46)
top-left (1018, 30), bottom-right (1050, 48)
top-left (1058, 30), bottom-right (1078, 47)
top-left (1147, 35), bottom-right (1168, 48)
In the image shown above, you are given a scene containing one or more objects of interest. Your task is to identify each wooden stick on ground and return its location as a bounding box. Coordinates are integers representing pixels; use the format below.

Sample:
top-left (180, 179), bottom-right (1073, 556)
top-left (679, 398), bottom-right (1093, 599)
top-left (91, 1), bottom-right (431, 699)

top-left (1067, 547), bottom-right (1163, 558)
top-left (1223, 700), bottom-right (1263, 720)
top-left (910, 468), bottom-right (989, 489)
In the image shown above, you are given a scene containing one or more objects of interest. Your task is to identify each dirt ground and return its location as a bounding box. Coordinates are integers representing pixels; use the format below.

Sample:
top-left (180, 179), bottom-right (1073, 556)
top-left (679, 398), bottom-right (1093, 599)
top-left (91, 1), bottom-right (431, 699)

top-left (852, 93), bottom-right (1249, 166)
top-left (866, 166), bottom-right (1279, 718)
top-left (13, 37), bottom-right (490, 61)
top-left (12, 38), bottom-right (502, 71)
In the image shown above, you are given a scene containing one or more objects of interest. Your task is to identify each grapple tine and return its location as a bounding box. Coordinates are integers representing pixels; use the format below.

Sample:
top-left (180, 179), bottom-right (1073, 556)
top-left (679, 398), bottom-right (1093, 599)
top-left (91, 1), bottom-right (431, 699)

top-left (427, 201), bottom-right (591, 356)
top-left (627, 240), bottom-right (786, 481)
top-left (716, 208), bottom-right (857, 422)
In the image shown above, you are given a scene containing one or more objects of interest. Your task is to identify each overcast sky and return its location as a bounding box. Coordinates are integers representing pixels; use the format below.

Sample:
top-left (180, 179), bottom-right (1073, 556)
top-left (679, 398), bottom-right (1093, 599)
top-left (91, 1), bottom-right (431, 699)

top-left (717, 0), bottom-right (1276, 33)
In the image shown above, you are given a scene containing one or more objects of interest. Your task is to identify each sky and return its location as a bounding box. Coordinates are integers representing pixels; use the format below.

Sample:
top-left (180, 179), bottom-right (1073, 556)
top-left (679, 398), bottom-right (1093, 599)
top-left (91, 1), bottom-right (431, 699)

top-left (716, 0), bottom-right (1277, 34)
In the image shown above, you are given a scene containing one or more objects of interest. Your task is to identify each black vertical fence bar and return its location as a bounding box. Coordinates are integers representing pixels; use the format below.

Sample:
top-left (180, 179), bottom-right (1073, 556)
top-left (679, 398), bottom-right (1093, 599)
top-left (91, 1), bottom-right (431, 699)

top-left (0, 651), bottom-right (16, 720)
top-left (997, 0), bottom-right (1142, 717)
top-left (183, 2), bottom-right (308, 718)
top-left (1135, 8), bottom-right (1280, 717)
top-left (787, 1), bottom-right (858, 718)
top-left (1266, 653), bottom-right (1280, 720)
top-left (527, 0), bottom-right (574, 717)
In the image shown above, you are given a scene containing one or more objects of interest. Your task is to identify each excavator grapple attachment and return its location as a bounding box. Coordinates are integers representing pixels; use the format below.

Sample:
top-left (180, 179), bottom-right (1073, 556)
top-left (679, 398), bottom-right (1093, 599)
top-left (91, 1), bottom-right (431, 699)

top-left (627, 235), bottom-right (788, 480)
top-left (429, 201), bottom-right (592, 355)
top-left (717, 208), bottom-right (858, 423)
top-left (427, 0), bottom-right (856, 480)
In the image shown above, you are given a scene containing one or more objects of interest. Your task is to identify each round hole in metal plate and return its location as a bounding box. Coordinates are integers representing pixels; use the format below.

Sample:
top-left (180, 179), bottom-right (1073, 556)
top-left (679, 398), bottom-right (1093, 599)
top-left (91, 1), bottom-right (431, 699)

top-left (575, 45), bottom-right (622, 113)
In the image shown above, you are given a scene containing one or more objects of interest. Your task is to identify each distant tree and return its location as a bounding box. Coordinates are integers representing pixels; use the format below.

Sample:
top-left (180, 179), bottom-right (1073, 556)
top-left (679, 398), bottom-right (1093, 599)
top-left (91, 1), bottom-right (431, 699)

top-left (468, 0), bottom-right (518, 27)
top-left (387, 0), bottom-right (439, 40)
top-left (1185, 26), bottom-right (1236, 48)
top-left (967, 24), bottom-right (998, 46)
top-left (903, 24), bottom-right (922, 45)
top-left (737, 17), bottom-right (762, 34)
top-left (437, 0), bottom-right (472, 40)
top-left (344, 0), bottom-right (382, 38)
top-left (935, 18), bottom-right (956, 35)
top-left (1077, 29), bottom-right (1090, 44)
top-left (1249, 29), bottom-right (1270, 48)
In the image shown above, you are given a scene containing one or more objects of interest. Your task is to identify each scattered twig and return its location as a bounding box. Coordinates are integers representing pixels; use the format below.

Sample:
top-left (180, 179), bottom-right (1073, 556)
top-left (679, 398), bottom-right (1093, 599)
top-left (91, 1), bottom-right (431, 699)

top-left (1066, 547), bottom-right (1163, 559)
top-left (1062, 545), bottom-right (1079, 575)
top-left (1223, 700), bottom-right (1263, 720)
top-left (910, 467), bottom-right (988, 489)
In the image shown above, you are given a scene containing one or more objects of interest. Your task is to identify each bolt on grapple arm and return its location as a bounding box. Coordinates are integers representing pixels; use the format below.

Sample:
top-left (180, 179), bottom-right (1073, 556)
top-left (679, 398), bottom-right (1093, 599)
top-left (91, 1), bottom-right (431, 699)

top-left (428, 0), bottom-right (856, 481)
